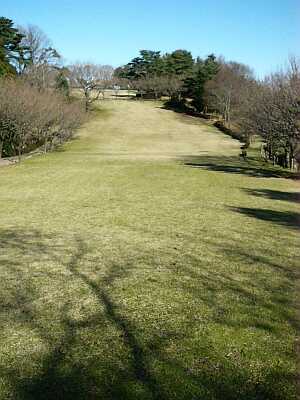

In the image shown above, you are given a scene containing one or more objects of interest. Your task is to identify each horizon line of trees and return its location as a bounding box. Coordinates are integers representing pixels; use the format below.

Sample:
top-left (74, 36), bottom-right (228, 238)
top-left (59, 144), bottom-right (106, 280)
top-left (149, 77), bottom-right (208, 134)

top-left (115, 50), bottom-right (300, 170)
top-left (1, 16), bottom-right (299, 169)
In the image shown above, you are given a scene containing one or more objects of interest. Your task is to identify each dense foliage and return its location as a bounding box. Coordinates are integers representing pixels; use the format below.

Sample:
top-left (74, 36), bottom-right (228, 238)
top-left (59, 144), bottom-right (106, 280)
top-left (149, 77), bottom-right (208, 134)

top-left (0, 17), bottom-right (27, 76)
top-left (115, 49), bottom-right (214, 105)
top-left (184, 54), bottom-right (219, 111)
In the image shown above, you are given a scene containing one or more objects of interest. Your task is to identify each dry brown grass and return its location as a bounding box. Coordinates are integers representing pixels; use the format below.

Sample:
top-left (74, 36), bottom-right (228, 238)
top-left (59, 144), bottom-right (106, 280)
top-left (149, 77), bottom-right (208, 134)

top-left (75, 100), bottom-right (241, 160)
top-left (0, 100), bottom-right (299, 399)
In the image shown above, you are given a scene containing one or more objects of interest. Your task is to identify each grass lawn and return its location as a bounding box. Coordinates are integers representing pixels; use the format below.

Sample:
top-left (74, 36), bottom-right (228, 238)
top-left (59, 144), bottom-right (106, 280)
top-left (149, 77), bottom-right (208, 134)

top-left (0, 100), bottom-right (299, 399)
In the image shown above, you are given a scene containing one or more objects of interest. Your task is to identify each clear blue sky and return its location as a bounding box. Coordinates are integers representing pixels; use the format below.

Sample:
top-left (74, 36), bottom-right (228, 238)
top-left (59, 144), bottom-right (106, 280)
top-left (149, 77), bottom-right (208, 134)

top-left (2, 0), bottom-right (299, 77)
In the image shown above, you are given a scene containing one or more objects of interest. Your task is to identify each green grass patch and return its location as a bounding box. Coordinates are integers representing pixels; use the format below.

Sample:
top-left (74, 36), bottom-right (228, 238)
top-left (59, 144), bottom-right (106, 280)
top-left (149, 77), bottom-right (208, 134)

top-left (0, 101), bottom-right (299, 399)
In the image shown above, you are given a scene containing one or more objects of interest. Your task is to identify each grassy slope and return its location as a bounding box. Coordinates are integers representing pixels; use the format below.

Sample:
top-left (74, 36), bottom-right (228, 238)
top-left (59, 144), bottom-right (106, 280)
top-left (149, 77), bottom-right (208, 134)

top-left (0, 100), bottom-right (299, 400)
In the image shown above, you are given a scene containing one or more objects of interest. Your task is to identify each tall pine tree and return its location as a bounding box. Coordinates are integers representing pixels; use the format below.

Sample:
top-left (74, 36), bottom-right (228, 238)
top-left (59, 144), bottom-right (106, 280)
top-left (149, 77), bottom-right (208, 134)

top-left (0, 17), bottom-right (27, 76)
top-left (184, 54), bottom-right (219, 111)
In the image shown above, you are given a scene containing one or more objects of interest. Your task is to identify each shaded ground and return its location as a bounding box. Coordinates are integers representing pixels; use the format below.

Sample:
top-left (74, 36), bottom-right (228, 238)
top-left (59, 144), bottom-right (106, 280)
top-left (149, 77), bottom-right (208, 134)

top-left (183, 155), bottom-right (298, 179)
top-left (0, 100), bottom-right (299, 399)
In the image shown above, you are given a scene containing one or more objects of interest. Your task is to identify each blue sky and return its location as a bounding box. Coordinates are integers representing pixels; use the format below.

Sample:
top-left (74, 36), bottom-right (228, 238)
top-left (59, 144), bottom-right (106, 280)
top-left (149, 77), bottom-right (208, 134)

top-left (2, 0), bottom-right (299, 77)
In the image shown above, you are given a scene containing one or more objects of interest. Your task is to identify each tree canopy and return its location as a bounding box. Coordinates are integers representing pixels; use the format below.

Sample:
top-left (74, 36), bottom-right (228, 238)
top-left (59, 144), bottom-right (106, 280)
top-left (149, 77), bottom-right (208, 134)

top-left (0, 17), bottom-right (27, 76)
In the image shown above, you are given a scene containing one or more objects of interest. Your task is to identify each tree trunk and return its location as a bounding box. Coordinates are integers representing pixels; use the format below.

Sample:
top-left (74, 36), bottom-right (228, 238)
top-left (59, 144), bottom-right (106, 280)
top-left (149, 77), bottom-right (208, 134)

top-left (84, 90), bottom-right (90, 112)
top-left (284, 149), bottom-right (288, 168)
top-left (260, 143), bottom-right (266, 160)
top-left (289, 146), bottom-right (294, 169)
top-left (18, 144), bottom-right (22, 163)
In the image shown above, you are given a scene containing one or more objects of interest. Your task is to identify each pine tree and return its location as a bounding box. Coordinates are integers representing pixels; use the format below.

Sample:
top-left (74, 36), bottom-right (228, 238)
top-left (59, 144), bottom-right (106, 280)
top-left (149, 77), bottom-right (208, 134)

top-left (55, 70), bottom-right (70, 98)
top-left (164, 50), bottom-right (194, 76)
top-left (184, 54), bottom-right (219, 112)
top-left (0, 17), bottom-right (27, 76)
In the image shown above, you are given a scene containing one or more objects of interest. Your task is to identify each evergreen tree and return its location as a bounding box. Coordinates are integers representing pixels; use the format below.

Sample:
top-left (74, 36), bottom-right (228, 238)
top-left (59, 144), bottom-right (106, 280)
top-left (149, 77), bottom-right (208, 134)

top-left (0, 17), bottom-right (27, 76)
top-left (164, 50), bottom-right (194, 76)
top-left (55, 70), bottom-right (70, 97)
top-left (116, 50), bottom-right (164, 80)
top-left (184, 54), bottom-right (219, 111)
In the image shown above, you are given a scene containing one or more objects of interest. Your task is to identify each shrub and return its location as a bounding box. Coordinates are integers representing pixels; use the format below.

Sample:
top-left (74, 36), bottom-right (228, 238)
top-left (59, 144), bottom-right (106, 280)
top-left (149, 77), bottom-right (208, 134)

top-left (0, 79), bottom-right (84, 159)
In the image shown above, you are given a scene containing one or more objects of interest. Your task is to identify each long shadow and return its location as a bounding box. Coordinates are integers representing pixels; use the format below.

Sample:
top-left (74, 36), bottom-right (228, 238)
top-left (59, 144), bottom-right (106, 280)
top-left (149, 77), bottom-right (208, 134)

top-left (158, 249), bottom-right (299, 399)
top-left (0, 232), bottom-right (102, 400)
top-left (165, 248), bottom-right (295, 330)
top-left (160, 100), bottom-right (206, 118)
top-left (0, 228), bottom-right (298, 399)
top-left (14, 309), bottom-right (101, 400)
top-left (0, 230), bottom-right (163, 400)
top-left (182, 155), bottom-right (298, 179)
top-left (229, 206), bottom-right (300, 230)
top-left (66, 237), bottom-right (163, 399)
top-left (112, 94), bottom-right (136, 99)
top-left (243, 188), bottom-right (300, 203)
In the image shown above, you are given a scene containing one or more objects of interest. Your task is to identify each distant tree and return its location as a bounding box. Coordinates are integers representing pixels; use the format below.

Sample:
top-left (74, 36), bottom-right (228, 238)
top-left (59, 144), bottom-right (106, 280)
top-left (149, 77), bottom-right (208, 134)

top-left (17, 24), bottom-right (60, 69)
top-left (116, 49), bottom-right (193, 99)
top-left (114, 64), bottom-right (132, 80)
top-left (164, 50), bottom-right (194, 76)
top-left (162, 75), bottom-right (185, 100)
top-left (242, 58), bottom-right (300, 168)
top-left (55, 69), bottom-right (70, 97)
top-left (116, 50), bottom-right (163, 80)
top-left (69, 63), bottom-right (114, 111)
top-left (17, 24), bottom-right (61, 88)
top-left (0, 17), bottom-right (26, 76)
top-left (184, 54), bottom-right (219, 111)
top-left (139, 50), bottom-right (163, 76)
top-left (204, 60), bottom-right (253, 125)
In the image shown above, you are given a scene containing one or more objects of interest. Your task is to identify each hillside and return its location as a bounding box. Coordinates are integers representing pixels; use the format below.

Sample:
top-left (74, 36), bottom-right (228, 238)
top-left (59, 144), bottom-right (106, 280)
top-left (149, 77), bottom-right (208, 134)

top-left (0, 100), bottom-right (299, 400)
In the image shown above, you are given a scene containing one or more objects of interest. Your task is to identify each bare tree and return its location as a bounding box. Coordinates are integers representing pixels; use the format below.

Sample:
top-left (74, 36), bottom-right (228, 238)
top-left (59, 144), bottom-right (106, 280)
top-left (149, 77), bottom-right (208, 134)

top-left (17, 24), bottom-right (61, 89)
top-left (205, 61), bottom-right (254, 127)
top-left (133, 74), bottom-right (184, 100)
top-left (69, 63), bottom-right (114, 111)
top-left (0, 79), bottom-right (84, 160)
top-left (18, 24), bottom-right (60, 67)
top-left (239, 57), bottom-right (300, 168)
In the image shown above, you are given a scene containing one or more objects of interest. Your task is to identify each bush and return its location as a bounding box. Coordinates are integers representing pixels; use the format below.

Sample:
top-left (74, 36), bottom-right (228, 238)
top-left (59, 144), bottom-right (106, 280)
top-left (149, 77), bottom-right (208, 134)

top-left (0, 79), bottom-right (84, 159)
top-left (213, 120), bottom-right (248, 145)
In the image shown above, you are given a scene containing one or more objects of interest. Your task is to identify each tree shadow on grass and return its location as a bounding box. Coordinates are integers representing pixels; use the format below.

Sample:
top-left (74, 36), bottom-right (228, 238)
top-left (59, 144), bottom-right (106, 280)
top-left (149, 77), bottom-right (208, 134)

top-left (0, 228), bottom-right (298, 399)
top-left (64, 237), bottom-right (163, 399)
top-left (157, 247), bottom-right (298, 399)
top-left (0, 230), bottom-right (164, 400)
top-left (229, 206), bottom-right (300, 230)
top-left (182, 155), bottom-right (298, 179)
top-left (242, 188), bottom-right (300, 203)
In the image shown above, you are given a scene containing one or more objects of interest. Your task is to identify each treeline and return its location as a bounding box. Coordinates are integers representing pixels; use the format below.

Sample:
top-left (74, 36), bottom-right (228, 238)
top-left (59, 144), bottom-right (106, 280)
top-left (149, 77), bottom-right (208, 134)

top-left (0, 79), bottom-right (83, 159)
top-left (116, 50), bottom-right (300, 169)
top-left (115, 50), bottom-right (219, 108)
top-left (0, 17), bottom-right (85, 159)
top-left (1, 15), bottom-right (299, 169)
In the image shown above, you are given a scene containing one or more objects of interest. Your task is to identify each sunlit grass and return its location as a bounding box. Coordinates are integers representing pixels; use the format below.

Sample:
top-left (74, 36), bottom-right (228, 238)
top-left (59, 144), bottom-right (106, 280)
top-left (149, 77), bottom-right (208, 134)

top-left (0, 100), bottom-right (299, 399)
